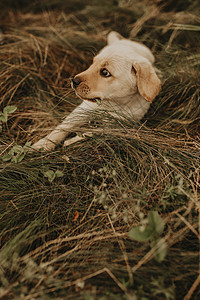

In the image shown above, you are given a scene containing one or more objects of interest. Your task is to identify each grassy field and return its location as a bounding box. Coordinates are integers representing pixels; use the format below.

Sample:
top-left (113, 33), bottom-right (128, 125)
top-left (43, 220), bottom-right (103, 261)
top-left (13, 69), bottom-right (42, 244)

top-left (0, 0), bottom-right (200, 299)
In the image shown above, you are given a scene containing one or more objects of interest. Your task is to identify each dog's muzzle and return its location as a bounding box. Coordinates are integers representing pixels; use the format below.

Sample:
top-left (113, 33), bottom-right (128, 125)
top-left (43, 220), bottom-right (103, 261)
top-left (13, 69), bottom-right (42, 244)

top-left (71, 77), bottom-right (102, 105)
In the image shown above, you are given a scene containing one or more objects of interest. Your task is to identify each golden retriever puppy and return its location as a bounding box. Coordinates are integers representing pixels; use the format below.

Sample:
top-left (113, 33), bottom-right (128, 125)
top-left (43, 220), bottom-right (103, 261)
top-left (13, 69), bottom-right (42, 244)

top-left (32, 31), bottom-right (161, 151)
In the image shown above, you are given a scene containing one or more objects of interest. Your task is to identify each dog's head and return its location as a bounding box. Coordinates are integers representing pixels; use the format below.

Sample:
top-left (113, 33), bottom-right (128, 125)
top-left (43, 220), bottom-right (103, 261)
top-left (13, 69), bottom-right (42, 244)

top-left (72, 32), bottom-right (161, 104)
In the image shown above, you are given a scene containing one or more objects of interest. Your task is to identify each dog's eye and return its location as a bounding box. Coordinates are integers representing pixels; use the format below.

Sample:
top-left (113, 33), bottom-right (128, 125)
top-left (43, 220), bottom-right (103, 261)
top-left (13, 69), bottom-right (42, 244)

top-left (100, 68), bottom-right (111, 78)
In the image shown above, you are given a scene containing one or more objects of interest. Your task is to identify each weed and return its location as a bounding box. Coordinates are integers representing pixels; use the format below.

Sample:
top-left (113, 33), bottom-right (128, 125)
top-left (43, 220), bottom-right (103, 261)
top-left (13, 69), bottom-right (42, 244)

top-left (0, 105), bottom-right (17, 132)
top-left (129, 211), bottom-right (167, 262)
top-left (0, 105), bottom-right (17, 123)
top-left (43, 169), bottom-right (64, 182)
top-left (2, 142), bottom-right (31, 163)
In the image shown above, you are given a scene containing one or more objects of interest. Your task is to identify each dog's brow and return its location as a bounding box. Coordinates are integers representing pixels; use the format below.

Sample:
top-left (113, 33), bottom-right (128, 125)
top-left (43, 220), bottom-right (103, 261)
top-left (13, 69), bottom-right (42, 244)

top-left (96, 61), bottom-right (110, 70)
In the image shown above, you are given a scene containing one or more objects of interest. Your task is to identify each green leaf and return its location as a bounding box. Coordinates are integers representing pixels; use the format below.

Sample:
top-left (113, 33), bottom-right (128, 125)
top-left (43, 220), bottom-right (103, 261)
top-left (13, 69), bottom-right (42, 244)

top-left (2, 143), bottom-right (30, 164)
top-left (11, 145), bottom-right (23, 154)
top-left (2, 153), bottom-right (12, 162)
top-left (55, 170), bottom-right (64, 178)
top-left (129, 212), bottom-right (165, 244)
top-left (3, 105), bottom-right (17, 114)
top-left (148, 211), bottom-right (164, 236)
top-left (129, 225), bottom-right (153, 242)
top-left (0, 112), bottom-right (7, 122)
top-left (43, 170), bottom-right (56, 182)
top-left (15, 152), bottom-right (25, 163)
top-left (151, 238), bottom-right (167, 262)
top-left (11, 156), bottom-right (18, 163)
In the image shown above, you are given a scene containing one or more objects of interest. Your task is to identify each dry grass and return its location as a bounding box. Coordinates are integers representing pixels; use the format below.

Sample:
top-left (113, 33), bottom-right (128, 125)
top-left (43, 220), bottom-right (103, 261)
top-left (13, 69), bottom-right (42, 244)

top-left (0, 1), bottom-right (200, 299)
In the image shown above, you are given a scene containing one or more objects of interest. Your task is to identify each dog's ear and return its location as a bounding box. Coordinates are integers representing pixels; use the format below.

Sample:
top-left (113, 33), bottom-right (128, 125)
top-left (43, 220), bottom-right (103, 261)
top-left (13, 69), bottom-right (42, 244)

top-left (107, 31), bottom-right (123, 45)
top-left (133, 60), bottom-right (161, 102)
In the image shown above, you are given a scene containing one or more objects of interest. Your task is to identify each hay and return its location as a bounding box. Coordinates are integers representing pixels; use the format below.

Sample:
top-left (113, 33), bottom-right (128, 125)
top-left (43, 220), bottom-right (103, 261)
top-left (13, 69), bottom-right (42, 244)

top-left (0, 1), bottom-right (200, 299)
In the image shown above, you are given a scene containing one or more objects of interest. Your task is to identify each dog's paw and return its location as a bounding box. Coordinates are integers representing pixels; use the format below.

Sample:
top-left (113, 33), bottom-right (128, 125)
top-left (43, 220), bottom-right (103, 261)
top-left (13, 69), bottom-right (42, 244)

top-left (63, 135), bottom-right (84, 147)
top-left (64, 132), bottom-right (93, 147)
top-left (32, 138), bottom-right (56, 151)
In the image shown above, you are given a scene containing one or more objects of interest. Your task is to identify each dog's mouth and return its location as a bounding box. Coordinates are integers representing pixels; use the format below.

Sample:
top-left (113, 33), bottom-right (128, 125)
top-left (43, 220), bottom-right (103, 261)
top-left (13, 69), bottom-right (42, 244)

top-left (76, 94), bottom-right (102, 105)
top-left (88, 97), bottom-right (102, 105)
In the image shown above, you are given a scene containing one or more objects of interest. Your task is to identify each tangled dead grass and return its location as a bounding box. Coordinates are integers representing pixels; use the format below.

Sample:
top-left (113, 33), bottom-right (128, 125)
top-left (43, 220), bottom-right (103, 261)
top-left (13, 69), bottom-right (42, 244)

top-left (0, 1), bottom-right (200, 299)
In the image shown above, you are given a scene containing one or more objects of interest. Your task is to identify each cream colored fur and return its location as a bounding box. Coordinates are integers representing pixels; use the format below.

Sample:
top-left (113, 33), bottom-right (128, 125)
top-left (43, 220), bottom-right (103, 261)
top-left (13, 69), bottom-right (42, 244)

top-left (32, 31), bottom-right (161, 151)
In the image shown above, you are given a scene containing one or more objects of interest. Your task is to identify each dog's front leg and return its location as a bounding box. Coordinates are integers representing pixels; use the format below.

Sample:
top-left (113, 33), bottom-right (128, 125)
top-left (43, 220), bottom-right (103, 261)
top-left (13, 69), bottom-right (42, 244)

top-left (32, 101), bottom-right (96, 151)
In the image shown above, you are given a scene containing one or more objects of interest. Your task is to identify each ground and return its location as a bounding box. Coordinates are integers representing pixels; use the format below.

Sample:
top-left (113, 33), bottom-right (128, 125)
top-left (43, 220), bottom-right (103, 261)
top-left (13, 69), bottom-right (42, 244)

top-left (0, 0), bottom-right (200, 299)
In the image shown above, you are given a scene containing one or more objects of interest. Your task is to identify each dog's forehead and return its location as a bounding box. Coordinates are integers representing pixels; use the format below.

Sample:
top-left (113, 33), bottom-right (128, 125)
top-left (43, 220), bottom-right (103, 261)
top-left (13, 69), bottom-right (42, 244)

top-left (94, 46), bottom-right (132, 70)
top-left (94, 41), bottom-right (153, 66)
top-left (96, 46), bottom-right (125, 62)
top-left (94, 55), bottom-right (122, 67)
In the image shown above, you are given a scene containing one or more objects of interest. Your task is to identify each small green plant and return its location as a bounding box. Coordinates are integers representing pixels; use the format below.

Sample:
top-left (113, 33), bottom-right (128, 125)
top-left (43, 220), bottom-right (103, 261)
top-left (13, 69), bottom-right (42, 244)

top-left (0, 105), bottom-right (17, 132)
top-left (129, 211), bottom-right (167, 262)
top-left (150, 276), bottom-right (175, 300)
top-left (2, 142), bottom-right (32, 163)
top-left (43, 169), bottom-right (64, 182)
top-left (0, 105), bottom-right (17, 122)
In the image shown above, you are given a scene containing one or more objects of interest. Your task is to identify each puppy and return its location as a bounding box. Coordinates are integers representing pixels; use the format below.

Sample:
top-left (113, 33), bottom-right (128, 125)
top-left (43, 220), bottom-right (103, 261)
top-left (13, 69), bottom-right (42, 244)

top-left (32, 31), bottom-right (161, 151)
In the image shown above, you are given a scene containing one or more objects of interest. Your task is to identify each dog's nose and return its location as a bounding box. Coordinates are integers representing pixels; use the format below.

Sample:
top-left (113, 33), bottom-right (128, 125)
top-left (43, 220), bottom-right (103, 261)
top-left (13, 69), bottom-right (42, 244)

top-left (71, 77), bottom-right (81, 88)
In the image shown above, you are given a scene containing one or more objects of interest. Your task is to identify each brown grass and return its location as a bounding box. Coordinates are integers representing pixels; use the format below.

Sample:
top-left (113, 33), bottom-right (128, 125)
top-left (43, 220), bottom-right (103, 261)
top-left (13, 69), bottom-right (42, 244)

top-left (0, 1), bottom-right (200, 299)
